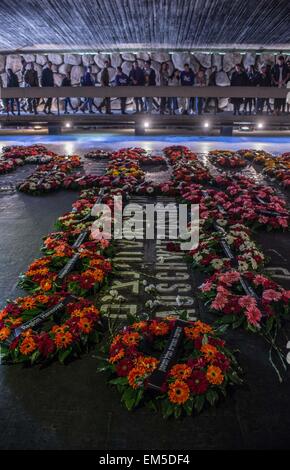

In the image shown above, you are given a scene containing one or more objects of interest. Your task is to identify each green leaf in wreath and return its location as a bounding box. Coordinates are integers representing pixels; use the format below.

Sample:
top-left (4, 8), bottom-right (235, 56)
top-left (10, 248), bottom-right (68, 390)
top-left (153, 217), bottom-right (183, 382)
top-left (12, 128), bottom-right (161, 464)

top-left (58, 347), bottom-right (73, 364)
top-left (206, 389), bottom-right (219, 406)
top-left (194, 395), bottom-right (205, 413)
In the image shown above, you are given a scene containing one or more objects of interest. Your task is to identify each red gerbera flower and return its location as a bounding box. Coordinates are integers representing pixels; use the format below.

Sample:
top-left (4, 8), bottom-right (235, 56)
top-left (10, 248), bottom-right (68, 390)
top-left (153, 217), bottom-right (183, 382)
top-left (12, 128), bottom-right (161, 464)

top-left (116, 359), bottom-right (134, 377)
top-left (187, 371), bottom-right (208, 395)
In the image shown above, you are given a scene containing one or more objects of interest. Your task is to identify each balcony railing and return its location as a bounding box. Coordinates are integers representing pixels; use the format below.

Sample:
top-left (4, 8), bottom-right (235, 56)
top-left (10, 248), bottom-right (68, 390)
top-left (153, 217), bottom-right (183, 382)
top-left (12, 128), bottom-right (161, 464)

top-left (0, 85), bottom-right (288, 99)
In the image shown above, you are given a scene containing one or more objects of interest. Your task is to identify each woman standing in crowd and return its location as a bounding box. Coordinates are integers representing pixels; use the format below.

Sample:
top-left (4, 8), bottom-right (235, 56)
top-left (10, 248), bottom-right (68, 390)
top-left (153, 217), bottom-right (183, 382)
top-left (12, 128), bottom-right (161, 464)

top-left (168, 69), bottom-right (180, 115)
top-left (244, 65), bottom-right (259, 115)
top-left (144, 60), bottom-right (156, 114)
top-left (41, 61), bottom-right (54, 114)
top-left (159, 62), bottom-right (169, 114)
top-left (204, 66), bottom-right (218, 114)
top-left (195, 68), bottom-right (206, 115)
top-left (62, 71), bottom-right (77, 114)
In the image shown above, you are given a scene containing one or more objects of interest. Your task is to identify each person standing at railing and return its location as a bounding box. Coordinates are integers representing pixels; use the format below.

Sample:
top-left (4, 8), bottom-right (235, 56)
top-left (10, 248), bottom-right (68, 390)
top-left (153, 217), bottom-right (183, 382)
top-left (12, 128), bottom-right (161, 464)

top-left (144, 60), bottom-right (156, 114)
top-left (244, 65), bottom-right (259, 115)
top-left (129, 60), bottom-right (145, 113)
top-left (62, 71), bottom-right (77, 114)
top-left (168, 69), bottom-right (180, 115)
top-left (271, 56), bottom-right (289, 115)
top-left (98, 60), bottom-right (112, 114)
top-left (115, 66), bottom-right (129, 114)
top-left (180, 63), bottom-right (195, 115)
top-left (24, 63), bottom-right (39, 115)
top-left (6, 68), bottom-right (20, 116)
top-left (80, 66), bottom-right (95, 114)
top-left (256, 64), bottom-right (272, 114)
top-left (159, 62), bottom-right (169, 114)
top-left (204, 66), bottom-right (218, 114)
top-left (41, 61), bottom-right (54, 114)
top-left (230, 63), bottom-right (248, 115)
top-left (195, 68), bottom-right (206, 115)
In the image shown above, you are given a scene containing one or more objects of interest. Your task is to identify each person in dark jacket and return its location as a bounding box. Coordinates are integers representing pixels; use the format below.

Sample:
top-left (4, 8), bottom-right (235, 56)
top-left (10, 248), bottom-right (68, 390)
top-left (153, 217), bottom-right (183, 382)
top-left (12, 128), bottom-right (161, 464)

top-left (115, 66), bottom-right (129, 114)
top-left (180, 63), bottom-right (195, 114)
top-left (98, 60), bottom-right (112, 114)
top-left (256, 64), bottom-right (272, 114)
top-left (41, 61), bottom-right (54, 114)
top-left (244, 65), bottom-right (259, 115)
top-left (129, 61), bottom-right (145, 113)
top-left (144, 61), bottom-right (156, 113)
top-left (24, 62), bottom-right (39, 114)
top-left (6, 68), bottom-right (20, 115)
top-left (230, 63), bottom-right (248, 115)
top-left (159, 62), bottom-right (169, 114)
top-left (62, 72), bottom-right (76, 114)
top-left (271, 56), bottom-right (289, 114)
top-left (204, 66), bottom-right (218, 114)
top-left (80, 66), bottom-right (95, 113)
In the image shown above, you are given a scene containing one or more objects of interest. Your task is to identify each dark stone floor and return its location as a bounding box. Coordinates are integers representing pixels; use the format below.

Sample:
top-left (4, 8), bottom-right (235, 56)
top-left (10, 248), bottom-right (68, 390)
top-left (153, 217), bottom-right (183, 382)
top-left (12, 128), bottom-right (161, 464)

top-left (0, 139), bottom-right (290, 450)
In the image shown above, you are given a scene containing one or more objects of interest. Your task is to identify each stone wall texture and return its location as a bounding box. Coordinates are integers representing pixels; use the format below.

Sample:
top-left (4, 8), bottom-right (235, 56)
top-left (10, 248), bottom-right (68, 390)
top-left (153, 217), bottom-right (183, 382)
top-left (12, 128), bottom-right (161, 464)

top-left (0, 51), bottom-right (282, 110)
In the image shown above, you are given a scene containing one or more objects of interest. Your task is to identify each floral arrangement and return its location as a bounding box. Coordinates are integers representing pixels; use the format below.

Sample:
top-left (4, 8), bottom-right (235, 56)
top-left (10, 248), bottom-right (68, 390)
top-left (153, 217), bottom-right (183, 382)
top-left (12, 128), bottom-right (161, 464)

top-left (16, 155), bottom-right (81, 195)
top-left (188, 223), bottom-right (265, 273)
top-left (63, 173), bottom-right (101, 190)
top-left (0, 157), bottom-right (24, 174)
top-left (199, 270), bottom-right (290, 331)
top-left (1, 296), bottom-right (101, 365)
top-left (208, 150), bottom-right (247, 168)
top-left (19, 245), bottom-right (112, 297)
top-left (102, 318), bottom-right (242, 418)
top-left (163, 146), bottom-right (198, 163)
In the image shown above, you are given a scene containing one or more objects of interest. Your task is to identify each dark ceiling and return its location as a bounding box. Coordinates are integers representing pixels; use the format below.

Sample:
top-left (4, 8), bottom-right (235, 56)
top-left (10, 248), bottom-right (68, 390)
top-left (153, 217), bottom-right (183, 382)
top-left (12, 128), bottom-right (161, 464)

top-left (0, 0), bottom-right (289, 52)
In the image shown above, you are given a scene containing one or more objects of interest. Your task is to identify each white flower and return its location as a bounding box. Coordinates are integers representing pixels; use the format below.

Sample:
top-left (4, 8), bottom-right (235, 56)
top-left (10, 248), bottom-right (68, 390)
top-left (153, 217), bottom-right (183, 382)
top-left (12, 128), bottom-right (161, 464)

top-left (176, 295), bottom-right (183, 306)
top-left (211, 259), bottom-right (224, 269)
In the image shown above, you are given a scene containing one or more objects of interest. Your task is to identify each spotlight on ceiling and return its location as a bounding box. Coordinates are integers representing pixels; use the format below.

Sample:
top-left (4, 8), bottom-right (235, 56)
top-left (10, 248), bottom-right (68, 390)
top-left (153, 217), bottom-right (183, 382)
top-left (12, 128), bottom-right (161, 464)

top-left (144, 121), bottom-right (150, 129)
top-left (34, 125), bottom-right (42, 130)
top-left (257, 122), bottom-right (264, 129)
top-left (240, 125), bottom-right (250, 131)
top-left (65, 122), bottom-right (72, 128)
top-left (204, 121), bottom-right (210, 128)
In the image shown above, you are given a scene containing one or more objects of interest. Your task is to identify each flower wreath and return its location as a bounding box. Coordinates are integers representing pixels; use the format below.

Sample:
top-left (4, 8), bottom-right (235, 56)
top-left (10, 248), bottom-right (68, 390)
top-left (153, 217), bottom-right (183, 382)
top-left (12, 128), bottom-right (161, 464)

top-left (188, 223), bottom-right (265, 273)
top-left (19, 245), bottom-right (112, 297)
top-left (199, 270), bottom-right (290, 331)
top-left (102, 318), bottom-right (242, 419)
top-left (208, 150), bottom-right (247, 169)
top-left (0, 294), bottom-right (101, 364)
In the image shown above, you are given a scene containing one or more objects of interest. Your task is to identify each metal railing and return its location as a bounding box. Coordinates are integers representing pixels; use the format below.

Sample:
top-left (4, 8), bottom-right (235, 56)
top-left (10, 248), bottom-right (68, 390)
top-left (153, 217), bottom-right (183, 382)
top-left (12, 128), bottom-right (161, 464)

top-left (0, 85), bottom-right (288, 99)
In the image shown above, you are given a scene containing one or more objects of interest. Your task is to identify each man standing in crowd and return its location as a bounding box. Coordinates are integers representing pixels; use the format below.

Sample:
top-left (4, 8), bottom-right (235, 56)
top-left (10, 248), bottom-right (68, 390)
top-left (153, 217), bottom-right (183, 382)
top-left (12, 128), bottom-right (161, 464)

top-left (144, 60), bottom-right (156, 114)
top-left (6, 68), bottom-right (20, 115)
top-left (230, 63), bottom-right (248, 115)
top-left (24, 62), bottom-right (39, 114)
top-left (204, 66), bottom-right (218, 114)
top-left (244, 65), bottom-right (259, 115)
top-left (80, 66), bottom-right (95, 113)
top-left (98, 60), bottom-right (112, 114)
top-left (62, 71), bottom-right (77, 114)
top-left (129, 60), bottom-right (145, 113)
top-left (41, 61), bottom-right (54, 114)
top-left (271, 55), bottom-right (289, 115)
top-left (256, 64), bottom-right (272, 114)
top-left (180, 63), bottom-right (195, 114)
top-left (115, 66), bottom-right (129, 114)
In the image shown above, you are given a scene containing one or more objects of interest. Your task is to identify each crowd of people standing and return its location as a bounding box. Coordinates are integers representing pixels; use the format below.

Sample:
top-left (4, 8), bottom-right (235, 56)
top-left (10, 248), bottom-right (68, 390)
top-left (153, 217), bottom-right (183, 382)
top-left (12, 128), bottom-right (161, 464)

top-left (1, 55), bottom-right (290, 116)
